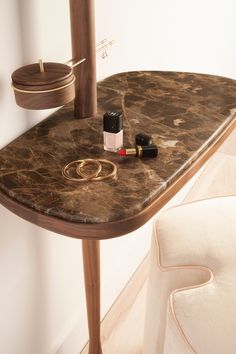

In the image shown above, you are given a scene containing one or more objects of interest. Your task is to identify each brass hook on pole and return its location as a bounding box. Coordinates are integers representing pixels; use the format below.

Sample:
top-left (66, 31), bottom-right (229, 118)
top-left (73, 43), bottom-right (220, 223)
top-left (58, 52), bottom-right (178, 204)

top-left (65, 57), bottom-right (86, 68)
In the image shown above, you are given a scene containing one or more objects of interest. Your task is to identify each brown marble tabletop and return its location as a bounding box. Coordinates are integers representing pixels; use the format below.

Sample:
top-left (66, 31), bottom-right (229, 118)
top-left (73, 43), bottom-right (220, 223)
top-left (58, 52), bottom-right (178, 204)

top-left (1, 71), bottom-right (236, 239)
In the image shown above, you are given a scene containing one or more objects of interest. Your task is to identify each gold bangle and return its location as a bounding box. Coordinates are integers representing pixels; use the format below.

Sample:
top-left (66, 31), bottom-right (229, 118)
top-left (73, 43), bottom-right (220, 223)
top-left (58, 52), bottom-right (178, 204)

top-left (76, 160), bottom-right (99, 179)
top-left (62, 158), bottom-right (117, 182)
top-left (62, 159), bottom-right (101, 182)
top-left (91, 159), bottom-right (117, 181)
top-left (12, 75), bottom-right (76, 94)
top-left (76, 159), bottom-right (102, 179)
top-left (77, 159), bottom-right (117, 181)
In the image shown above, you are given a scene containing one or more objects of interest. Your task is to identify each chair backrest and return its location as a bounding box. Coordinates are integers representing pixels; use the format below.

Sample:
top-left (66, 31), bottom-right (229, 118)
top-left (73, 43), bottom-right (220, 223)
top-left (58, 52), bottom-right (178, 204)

top-left (145, 196), bottom-right (236, 354)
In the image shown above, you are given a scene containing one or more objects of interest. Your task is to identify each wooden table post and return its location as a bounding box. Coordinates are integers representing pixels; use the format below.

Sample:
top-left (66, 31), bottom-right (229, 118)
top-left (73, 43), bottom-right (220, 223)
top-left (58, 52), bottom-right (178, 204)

top-left (69, 1), bottom-right (100, 351)
top-left (69, 0), bottom-right (97, 118)
top-left (82, 240), bottom-right (102, 354)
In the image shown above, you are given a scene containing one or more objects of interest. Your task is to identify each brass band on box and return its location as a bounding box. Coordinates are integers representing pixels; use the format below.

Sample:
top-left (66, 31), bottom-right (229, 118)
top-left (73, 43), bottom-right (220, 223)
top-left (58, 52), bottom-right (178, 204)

top-left (12, 75), bottom-right (76, 94)
top-left (62, 158), bottom-right (117, 182)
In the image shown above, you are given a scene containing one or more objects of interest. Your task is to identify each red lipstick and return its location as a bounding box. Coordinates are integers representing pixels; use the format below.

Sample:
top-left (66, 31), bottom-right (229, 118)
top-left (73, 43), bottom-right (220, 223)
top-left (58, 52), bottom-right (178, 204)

top-left (118, 145), bottom-right (158, 158)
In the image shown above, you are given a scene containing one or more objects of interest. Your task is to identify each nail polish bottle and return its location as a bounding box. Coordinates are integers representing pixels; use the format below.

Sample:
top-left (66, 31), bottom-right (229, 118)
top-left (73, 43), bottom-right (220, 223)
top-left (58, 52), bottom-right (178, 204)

top-left (103, 111), bottom-right (123, 152)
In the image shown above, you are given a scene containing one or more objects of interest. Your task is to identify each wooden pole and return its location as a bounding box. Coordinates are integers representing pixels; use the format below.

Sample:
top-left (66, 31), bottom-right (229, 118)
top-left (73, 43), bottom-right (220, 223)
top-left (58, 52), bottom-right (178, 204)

top-left (69, 0), bottom-right (97, 118)
top-left (82, 240), bottom-right (102, 354)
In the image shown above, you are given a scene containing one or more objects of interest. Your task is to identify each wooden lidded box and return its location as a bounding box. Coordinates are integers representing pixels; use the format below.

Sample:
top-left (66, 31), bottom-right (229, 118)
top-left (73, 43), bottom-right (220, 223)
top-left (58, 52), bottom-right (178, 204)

top-left (11, 61), bottom-right (75, 110)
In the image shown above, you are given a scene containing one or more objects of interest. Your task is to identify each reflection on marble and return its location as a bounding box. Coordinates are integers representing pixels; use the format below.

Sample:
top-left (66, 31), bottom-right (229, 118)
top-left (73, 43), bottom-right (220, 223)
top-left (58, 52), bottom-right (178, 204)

top-left (0, 71), bottom-right (236, 223)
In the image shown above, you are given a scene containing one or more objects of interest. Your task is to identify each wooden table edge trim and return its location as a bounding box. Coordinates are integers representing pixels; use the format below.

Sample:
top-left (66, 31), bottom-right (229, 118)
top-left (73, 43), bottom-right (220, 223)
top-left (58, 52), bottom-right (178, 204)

top-left (0, 117), bottom-right (235, 240)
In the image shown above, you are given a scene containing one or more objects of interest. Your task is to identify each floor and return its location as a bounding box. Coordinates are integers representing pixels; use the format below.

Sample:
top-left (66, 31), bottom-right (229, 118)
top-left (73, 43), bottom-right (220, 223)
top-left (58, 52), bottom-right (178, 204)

top-left (81, 128), bottom-right (236, 354)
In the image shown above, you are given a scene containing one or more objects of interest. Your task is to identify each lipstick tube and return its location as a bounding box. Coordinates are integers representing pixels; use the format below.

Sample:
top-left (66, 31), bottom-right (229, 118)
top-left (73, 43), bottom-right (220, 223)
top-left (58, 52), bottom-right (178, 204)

top-left (118, 145), bottom-right (158, 158)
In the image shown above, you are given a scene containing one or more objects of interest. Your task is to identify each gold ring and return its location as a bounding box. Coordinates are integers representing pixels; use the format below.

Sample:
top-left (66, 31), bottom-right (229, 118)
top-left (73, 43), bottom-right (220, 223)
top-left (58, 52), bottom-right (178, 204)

top-left (62, 159), bottom-right (101, 182)
top-left (12, 75), bottom-right (76, 94)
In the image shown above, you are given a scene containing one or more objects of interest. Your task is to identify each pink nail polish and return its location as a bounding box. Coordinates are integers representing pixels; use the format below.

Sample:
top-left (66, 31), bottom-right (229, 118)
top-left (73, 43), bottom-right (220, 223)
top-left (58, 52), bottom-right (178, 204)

top-left (103, 111), bottom-right (123, 152)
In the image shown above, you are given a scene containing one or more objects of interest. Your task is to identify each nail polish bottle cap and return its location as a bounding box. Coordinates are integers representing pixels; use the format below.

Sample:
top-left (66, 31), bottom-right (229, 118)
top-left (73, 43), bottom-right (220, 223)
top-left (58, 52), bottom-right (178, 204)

top-left (103, 111), bottom-right (123, 133)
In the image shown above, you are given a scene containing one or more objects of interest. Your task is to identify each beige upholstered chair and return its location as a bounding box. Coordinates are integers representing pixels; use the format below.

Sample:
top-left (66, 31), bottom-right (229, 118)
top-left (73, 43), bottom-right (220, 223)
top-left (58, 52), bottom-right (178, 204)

top-left (144, 196), bottom-right (236, 354)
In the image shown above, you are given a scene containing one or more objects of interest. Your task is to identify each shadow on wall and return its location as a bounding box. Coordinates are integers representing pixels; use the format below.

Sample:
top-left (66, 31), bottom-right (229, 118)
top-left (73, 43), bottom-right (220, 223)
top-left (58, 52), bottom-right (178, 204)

top-left (17, 1), bottom-right (55, 129)
top-left (30, 227), bottom-right (85, 354)
top-left (0, 4), bottom-right (82, 353)
top-left (0, 206), bottom-right (45, 354)
top-left (0, 79), bottom-right (4, 103)
top-left (0, 204), bottom-right (84, 354)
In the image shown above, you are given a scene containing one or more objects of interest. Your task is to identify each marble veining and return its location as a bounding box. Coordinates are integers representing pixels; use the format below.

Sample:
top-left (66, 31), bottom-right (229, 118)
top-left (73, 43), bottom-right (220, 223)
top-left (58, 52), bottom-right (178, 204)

top-left (0, 71), bottom-right (236, 223)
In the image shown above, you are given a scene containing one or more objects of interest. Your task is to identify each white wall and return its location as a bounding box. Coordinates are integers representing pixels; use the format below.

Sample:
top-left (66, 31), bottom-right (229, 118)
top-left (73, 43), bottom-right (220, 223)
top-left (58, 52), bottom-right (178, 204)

top-left (1, 1), bottom-right (236, 353)
top-left (96, 0), bottom-right (236, 80)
